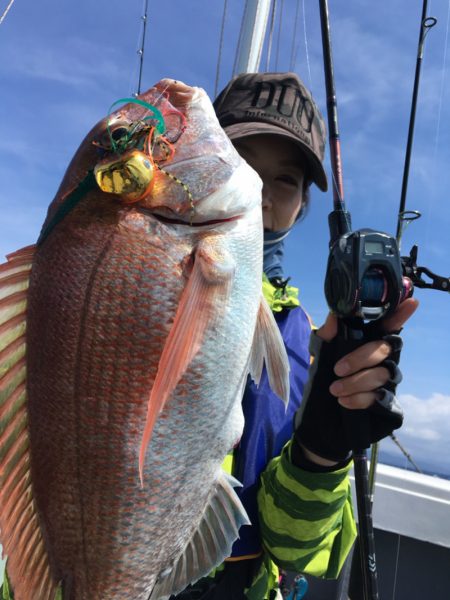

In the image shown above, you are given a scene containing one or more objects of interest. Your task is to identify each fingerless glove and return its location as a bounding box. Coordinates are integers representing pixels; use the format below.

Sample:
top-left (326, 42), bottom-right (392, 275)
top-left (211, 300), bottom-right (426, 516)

top-left (294, 326), bottom-right (404, 463)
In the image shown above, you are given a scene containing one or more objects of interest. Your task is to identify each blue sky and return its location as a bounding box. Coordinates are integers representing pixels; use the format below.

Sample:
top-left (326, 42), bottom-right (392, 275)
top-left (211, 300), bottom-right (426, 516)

top-left (1, 0), bottom-right (449, 477)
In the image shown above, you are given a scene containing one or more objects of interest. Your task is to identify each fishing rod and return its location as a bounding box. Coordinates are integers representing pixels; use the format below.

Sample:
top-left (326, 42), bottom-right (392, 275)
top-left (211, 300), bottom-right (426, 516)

top-left (368, 0), bottom-right (447, 500)
top-left (319, 2), bottom-right (414, 598)
top-left (394, 0), bottom-right (450, 293)
top-left (136, 0), bottom-right (149, 96)
top-left (396, 0), bottom-right (437, 246)
top-left (319, 3), bottom-right (377, 596)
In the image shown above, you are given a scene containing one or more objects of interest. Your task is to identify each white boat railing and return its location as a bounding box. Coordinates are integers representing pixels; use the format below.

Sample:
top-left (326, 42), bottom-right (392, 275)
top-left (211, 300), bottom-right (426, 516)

top-left (350, 462), bottom-right (450, 548)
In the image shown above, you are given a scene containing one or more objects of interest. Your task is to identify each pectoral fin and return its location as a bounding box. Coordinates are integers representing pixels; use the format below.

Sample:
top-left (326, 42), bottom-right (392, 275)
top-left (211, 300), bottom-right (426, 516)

top-left (248, 295), bottom-right (290, 407)
top-left (139, 239), bottom-right (235, 484)
top-left (0, 246), bottom-right (60, 600)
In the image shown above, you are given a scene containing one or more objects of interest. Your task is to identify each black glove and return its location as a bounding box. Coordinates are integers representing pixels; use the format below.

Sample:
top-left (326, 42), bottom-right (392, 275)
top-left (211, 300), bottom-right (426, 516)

top-left (294, 322), bottom-right (404, 463)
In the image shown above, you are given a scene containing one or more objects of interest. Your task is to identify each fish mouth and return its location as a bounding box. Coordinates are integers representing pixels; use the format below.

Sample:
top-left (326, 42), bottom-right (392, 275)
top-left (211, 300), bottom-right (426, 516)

top-left (138, 208), bottom-right (242, 227)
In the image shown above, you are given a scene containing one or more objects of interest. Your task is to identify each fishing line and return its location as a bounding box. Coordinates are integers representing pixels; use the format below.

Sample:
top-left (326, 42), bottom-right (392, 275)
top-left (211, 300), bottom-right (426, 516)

top-left (419, 14), bottom-right (440, 254)
top-left (389, 433), bottom-right (423, 473)
top-left (390, 447), bottom-right (410, 600)
top-left (424, 0), bottom-right (450, 246)
top-left (391, 515), bottom-right (402, 599)
top-left (390, 430), bottom-right (419, 599)
top-left (150, 81), bottom-right (172, 115)
top-left (0, 0), bottom-right (16, 25)
top-left (289, 0), bottom-right (301, 71)
top-left (302, 0), bottom-right (313, 90)
top-left (265, 0), bottom-right (277, 71)
top-left (128, 61), bottom-right (140, 99)
top-left (275, 0), bottom-right (284, 70)
top-left (215, 0), bottom-right (229, 98)
top-left (330, 166), bottom-right (344, 207)
top-left (432, 0), bottom-right (450, 159)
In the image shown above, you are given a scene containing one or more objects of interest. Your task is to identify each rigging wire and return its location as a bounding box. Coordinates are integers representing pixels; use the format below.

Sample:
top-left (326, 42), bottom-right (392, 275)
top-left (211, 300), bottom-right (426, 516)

top-left (289, 0), bottom-right (301, 71)
top-left (275, 0), bottom-right (284, 70)
top-left (302, 0), bottom-right (313, 90)
top-left (136, 0), bottom-right (149, 96)
top-left (0, 0), bottom-right (16, 26)
top-left (215, 0), bottom-right (229, 97)
top-left (265, 0), bottom-right (277, 71)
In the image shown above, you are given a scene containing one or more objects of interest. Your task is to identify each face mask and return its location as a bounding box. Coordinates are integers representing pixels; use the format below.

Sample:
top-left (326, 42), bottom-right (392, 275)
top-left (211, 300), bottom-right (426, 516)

top-left (263, 226), bottom-right (293, 279)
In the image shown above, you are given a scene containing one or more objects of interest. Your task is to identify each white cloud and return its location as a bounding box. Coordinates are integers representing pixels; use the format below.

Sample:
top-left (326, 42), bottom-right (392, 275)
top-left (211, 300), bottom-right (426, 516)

top-left (403, 427), bottom-right (440, 442)
top-left (0, 35), bottom-right (123, 90)
top-left (333, 17), bottom-right (412, 117)
top-left (401, 392), bottom-right (450, 425)
top-left (384, 393), bottom-right (450, 475)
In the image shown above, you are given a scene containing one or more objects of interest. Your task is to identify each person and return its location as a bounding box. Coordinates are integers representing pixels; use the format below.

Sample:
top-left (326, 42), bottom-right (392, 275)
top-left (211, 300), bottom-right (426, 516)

top-left (171, 72), bottom-right (418, 600)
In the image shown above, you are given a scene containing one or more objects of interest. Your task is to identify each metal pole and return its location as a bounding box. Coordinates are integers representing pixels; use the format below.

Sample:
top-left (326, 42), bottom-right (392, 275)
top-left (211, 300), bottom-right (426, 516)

top-left (0, 0), bottom-right (16, 26)
top-left (234, 0), bottom-right (272, 74)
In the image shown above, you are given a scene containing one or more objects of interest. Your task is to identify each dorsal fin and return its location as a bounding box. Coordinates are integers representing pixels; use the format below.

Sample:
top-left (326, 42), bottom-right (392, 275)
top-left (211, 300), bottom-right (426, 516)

top-left (0, 245), bottom-right (60, 600)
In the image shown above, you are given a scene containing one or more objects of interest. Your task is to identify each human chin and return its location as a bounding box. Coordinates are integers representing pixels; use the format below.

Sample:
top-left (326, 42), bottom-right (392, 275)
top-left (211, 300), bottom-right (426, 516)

top-left (262, 214), bottom-right (273, 230)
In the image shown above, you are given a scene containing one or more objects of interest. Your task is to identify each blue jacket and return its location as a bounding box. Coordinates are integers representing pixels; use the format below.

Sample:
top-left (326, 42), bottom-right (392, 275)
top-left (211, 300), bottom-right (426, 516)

top-left (231, 290), bottom-right (313, 558)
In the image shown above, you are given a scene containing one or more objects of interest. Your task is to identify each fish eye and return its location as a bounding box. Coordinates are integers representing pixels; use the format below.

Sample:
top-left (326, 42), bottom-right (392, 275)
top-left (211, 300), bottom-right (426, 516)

top-left (95, 121), bottom-right (132, 150)
top-left (111, 126), bottom-right (130, 141)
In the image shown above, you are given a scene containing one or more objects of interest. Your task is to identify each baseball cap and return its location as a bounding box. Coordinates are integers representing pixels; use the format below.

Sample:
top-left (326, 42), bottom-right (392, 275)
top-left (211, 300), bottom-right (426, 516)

top-left (213, 72), bottom-right (328, 191)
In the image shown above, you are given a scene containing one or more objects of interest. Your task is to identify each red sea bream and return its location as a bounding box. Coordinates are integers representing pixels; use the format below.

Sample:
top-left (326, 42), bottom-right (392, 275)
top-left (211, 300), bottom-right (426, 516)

top-left (0, 79), bottom-right (289, 599)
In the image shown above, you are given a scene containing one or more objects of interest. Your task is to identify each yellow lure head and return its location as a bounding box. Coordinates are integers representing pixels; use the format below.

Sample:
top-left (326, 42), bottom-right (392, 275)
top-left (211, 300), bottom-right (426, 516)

top-left (94, 149), bottom-right (155, 203)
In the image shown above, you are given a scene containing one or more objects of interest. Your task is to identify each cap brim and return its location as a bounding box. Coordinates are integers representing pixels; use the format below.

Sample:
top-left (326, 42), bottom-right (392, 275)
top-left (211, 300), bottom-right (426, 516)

top-left (223, 122), bottom-right (328, 192)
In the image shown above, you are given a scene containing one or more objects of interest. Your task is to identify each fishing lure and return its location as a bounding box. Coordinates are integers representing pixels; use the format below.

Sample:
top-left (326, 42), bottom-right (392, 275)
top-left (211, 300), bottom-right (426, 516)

top-left (94, 97), bottom-right (165, 202)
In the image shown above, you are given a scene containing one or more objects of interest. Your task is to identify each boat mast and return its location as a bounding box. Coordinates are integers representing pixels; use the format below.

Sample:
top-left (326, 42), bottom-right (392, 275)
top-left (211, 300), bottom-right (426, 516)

top-left (234, 0), bottom-right (272, 74)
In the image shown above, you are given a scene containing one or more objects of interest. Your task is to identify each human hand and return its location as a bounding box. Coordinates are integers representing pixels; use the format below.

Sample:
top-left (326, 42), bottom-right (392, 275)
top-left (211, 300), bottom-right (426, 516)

top-left (318, 297), bottom-right (418, 410)
top-left (293, 298), bottom-right (419, 465)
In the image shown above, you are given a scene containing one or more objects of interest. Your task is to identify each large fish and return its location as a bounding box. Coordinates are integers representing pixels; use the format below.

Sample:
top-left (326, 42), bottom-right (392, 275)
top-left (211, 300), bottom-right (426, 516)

top-left (0, 79), bottom-right (289, 600)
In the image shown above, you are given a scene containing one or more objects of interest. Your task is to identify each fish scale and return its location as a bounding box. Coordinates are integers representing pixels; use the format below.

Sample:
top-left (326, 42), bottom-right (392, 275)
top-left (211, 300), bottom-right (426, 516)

top-left (0, 80), bottom-right (290, 599)
top-left (28, 221), bottom-right (183, 594)
top-left (28, 219), bottom-right (234, 597)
